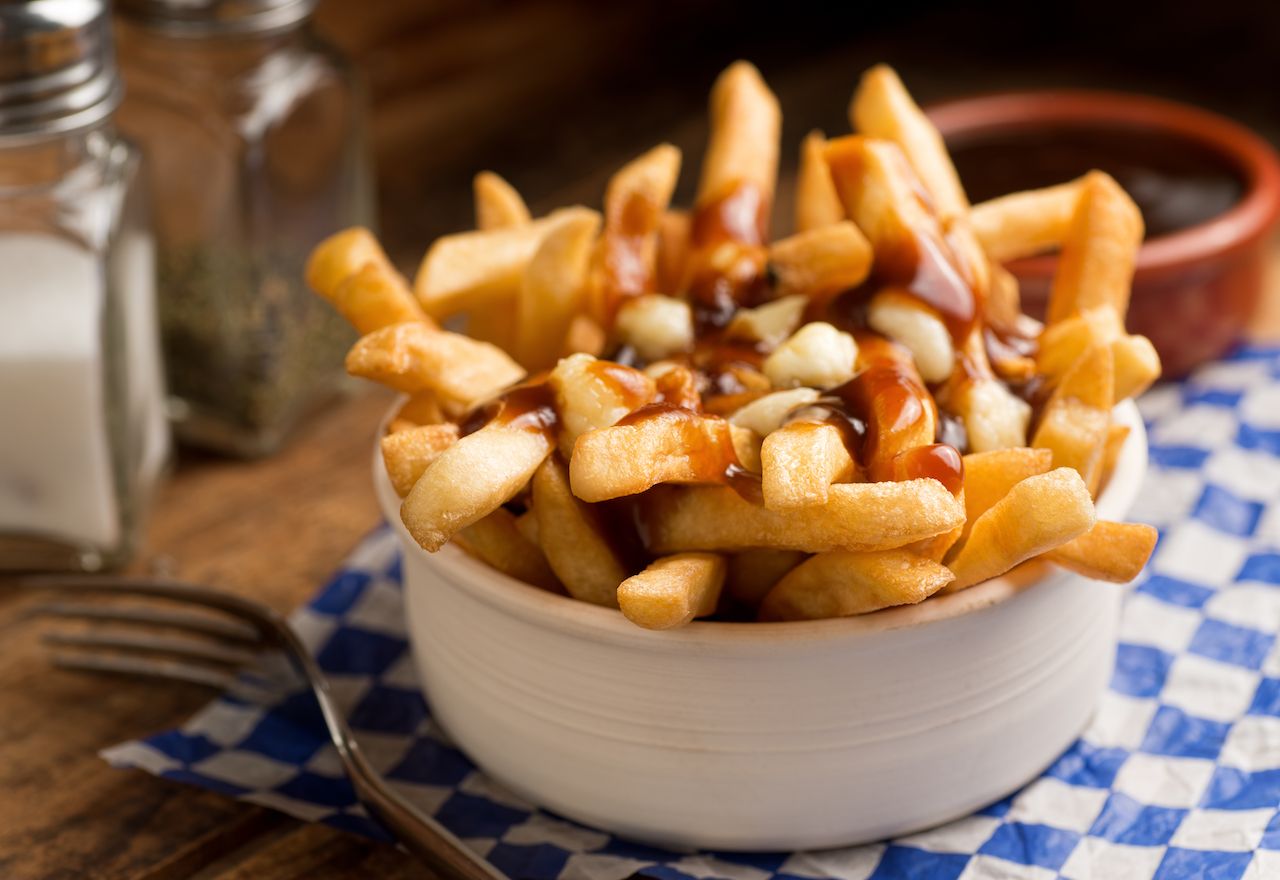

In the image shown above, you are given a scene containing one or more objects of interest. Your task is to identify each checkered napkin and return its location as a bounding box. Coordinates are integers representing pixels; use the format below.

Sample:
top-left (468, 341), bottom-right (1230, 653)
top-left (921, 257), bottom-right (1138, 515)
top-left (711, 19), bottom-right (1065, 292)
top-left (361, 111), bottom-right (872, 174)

top-left (105, 345), bottom-right (1280, 880)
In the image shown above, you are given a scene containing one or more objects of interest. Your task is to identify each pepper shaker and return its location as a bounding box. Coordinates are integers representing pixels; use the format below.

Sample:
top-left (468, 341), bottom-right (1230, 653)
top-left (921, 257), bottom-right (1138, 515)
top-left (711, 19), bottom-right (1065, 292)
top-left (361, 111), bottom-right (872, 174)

top-left (0, 0), bottom-right (169, 571)
top-left (115, 0), bottom-right (375, 456)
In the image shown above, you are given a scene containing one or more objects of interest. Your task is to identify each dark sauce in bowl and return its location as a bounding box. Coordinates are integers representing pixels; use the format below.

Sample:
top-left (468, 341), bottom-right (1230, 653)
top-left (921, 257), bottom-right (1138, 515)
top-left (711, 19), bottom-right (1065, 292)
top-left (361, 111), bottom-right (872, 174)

top-left (947, 126), bottom-right (1246, 239)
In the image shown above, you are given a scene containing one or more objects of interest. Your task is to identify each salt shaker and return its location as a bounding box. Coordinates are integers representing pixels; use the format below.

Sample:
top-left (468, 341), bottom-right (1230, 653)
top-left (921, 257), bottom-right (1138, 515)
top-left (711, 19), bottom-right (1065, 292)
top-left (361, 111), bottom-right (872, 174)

top-left (115, 0), bottom-right (374, 456)
top-left (0, 0), bottom-right (169, 571)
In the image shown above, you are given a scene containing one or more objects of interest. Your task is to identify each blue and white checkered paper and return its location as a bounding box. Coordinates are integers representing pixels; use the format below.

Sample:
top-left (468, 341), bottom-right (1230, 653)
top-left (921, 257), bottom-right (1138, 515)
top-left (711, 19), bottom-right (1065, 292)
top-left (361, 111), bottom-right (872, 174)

top-left (105, 345), bottom-right (1280, 880)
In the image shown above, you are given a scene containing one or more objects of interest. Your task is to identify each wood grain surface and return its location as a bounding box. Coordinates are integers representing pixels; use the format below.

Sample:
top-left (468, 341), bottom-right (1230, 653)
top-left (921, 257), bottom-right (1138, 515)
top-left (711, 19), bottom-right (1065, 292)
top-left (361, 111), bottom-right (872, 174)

top-left (3, 1), bottom-right (1280, 876)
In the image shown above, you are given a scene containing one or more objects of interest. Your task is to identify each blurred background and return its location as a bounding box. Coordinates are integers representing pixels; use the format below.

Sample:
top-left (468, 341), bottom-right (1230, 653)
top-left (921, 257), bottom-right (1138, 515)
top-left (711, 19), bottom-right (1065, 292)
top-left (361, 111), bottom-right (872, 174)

top-left (319, 0), bottom-right (1280, 268)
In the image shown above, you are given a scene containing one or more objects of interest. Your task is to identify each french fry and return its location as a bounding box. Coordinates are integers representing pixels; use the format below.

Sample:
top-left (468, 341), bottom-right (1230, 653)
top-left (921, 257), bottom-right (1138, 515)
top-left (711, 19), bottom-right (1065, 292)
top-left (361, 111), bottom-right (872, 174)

top-left (570, 408), bottom-right (738, 502)
top-left (1093, 423), bottom-right (1130, 497)
top-left (390, 392), bottom-right (445, 430)
top-left (645, 480), bottom-right (964, 555)
top-left (761, 421), bottom-right (856, 510)
top-left (1031, 343), bottom-right (1114, 482)
top-left (1044, 520), bottom-right (1156, 583)
top-left (515, 208), bottom-right (602, 369)
top-left (561, 314), bottom-right (607, 359)
top-left (852, 334), bottom-right (938, 479)
top-left (655, 210), bottom-right (691, 294)
top-left (1044, 519), bottom-right (1157, 580)
top-left (514, 507), bottom-right (539, 546)
top-left (381, 423), bottom-right (460, 497)
top-left (760, 549), bottom-right (954, 621)
top-left (597, 144), bottom-right (682, 318)
top-left (415, 207), bottom-right (584, 318)
top-left (401, 420), bottom-right (554, 552)
top-left (971, 178), bottom-right (1084, 262)
top-left (946, 467), bottom-right (1096, 590)
top-left (851, 65), bottom-right (969, 224)
top-left (767, 221), bottom-right (873, 300)
top-left (725, 549), bottom-right (807, 607)
top-left (455, 508), bottom-right (561, 592)
top-left (618, 553), bottom-right (726, 629)
top-left (696, 61), bottom-right (781, 220)
top-left (305, 227), bottom-right (394, 299)
top-left (961, 447), bottom-right (1054, 528)
top-left (730, 424), bottom-right (763, 474)
top-left (795, 130), bottom-right (845, 233)
top-left (326, 262), bottom-right (431, 335)
top-left (345, 322), bottom-right (525, 414)
top-left (532, 457), bottom-right (629, 606)
top-left (474, 171), bottom-right (531, 230)
top-left (944, 330), bottom-right (1031, 453)
top-left (1112, 333), bottom-right (1160, 401)
top-left (1046, 171), bottom-right (1144, 324)
top-left (549, 353), bottom-right (656, 458)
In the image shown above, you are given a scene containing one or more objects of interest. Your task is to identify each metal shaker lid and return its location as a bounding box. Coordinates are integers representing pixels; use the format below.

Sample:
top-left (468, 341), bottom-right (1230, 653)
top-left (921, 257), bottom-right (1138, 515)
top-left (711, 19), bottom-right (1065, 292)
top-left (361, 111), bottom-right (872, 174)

top-left (0, 0), bottom-right (121, 139)
top-left (115, 0), bottom-right (317, 36)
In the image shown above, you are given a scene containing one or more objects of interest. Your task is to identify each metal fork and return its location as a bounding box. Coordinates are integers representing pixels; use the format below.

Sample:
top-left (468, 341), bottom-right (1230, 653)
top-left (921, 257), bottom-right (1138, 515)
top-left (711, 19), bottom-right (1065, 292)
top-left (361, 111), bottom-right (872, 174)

top-left (21, 574), bottom-right (506, 880)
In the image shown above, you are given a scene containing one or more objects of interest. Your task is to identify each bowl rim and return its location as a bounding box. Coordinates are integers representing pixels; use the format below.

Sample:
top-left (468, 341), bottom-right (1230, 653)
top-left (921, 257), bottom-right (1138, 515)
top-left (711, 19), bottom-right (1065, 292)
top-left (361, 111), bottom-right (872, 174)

top-left (377, 400), bottom-right (1148, 646)
top-left (925, 88), bottom-right (1280, 280)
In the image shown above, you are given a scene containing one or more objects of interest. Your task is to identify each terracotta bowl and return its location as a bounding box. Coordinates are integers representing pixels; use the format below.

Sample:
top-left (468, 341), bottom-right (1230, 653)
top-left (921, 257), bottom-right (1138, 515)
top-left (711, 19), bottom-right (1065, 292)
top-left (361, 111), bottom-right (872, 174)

top-left (927, 90), bottom-right (1280, 378)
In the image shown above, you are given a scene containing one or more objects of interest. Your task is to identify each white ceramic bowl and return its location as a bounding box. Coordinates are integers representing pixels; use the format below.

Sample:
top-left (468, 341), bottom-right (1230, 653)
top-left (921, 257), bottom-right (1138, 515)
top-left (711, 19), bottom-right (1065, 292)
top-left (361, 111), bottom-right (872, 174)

top-left (375, 402), bottom-right (1147, 851)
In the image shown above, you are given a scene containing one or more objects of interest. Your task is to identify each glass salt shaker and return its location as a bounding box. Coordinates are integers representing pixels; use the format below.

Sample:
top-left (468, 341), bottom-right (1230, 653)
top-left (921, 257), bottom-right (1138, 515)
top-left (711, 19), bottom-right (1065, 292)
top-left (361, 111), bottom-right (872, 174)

top-left (115, 0), bottom-right (374, 456)
top-left (0, 0), bottom-right (169, 571)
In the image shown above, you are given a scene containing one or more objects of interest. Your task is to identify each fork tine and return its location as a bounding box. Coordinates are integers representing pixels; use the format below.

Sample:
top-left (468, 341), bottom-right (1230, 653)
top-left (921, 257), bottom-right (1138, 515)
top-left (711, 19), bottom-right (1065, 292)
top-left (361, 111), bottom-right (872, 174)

top-left (29, 601), bottom-right (262, 643)
top-left (50, 652), bottom-right (238, 689)
top-left (42, 630), bottom-right (260, 666)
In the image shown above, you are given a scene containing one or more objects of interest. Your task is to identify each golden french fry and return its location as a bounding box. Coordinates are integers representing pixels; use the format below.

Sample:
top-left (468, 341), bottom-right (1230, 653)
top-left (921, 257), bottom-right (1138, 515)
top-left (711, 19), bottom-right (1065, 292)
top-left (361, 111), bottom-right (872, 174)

top-left (560, 313), bottom-right (607, 359)
top-left (697, 61), bottom-right (781, 208)
top-left (381, 423), bottom-right (460, 497)
top-left (570, 408), bottom-right (738, 502)
top-left (767, 221), bottom-right (873, 300)
top-left (971, 178), bottom-right (1085, 262)
top-left (1031, 344), bottom-right (1114, 482)
top-left (345, 322), bottom-right (525, 413)
top-left (515, 208), bottom-right (603, 370)
top-left (414, 207), bottom-right (582, 318)
top-left (597, 144), bottom-right (682, 317)
top-left (455, 507), bottom-right (561, 592)
top-left (1046, 171), bottom-right (1144, 324)
top-left (851, 334), bottom-right (938, 479)
top-left (401, 420), bottom-right (553, 552)
top-left (655, 210), bottom-right (691, 295)
top-left (850, 65), bottom-right (969, 224)
top-left (795, 129), bottom-right (844, 233)
top-left (729, 424), bottom-right (763, 474)
top-left (618, 553), bottom-right (726, 629)
top-left (761, 421), bottom-right (855, 510)
top-left (725, 549), bottom-right (806, 606)
top-left (391, 392), bottom-right (445, 429)
top-left (645, 479), bottom-right (965, 555)
top-left (474, 170), bottom-right (531, 230)
top-left (1112, 334), bottom-right (1161, 400)
top-left (514, 507), bottom-right (539, 546)
top-left (326, 262), bottom-right (431, 336)
top-left (1044, 520), bottom-right (1156, 583)
top-left (946, 468), bottom-right (1096, 590)
top-left (1037, 307), bottom-right (1123, 380)
top-left (306, 227), bottom-right (393, 299)
top-left (962, 447), bottom-right (1054, 527)
top-left (549, 353), bottom-right (656, 458)
top-left (760, 549), bottom-right (954, 621)
top-left (1093, 423), bottom-right (1131, 497)
top-left (532, 457), bottom-right (629, 607)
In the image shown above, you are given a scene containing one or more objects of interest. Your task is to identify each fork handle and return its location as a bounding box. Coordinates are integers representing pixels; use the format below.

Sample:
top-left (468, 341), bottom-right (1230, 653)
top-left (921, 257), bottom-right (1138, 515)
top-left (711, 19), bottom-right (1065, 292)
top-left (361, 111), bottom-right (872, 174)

top-left (348, 749), bottom-right (508, 880)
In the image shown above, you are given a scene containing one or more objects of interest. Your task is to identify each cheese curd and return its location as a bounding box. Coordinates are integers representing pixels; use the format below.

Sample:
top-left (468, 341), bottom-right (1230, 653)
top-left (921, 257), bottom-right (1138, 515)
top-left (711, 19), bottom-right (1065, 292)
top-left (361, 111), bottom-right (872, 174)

top-left (762, 322), bottom-right (858, 389)
top-left (615, 294), bottom-right (695, 361)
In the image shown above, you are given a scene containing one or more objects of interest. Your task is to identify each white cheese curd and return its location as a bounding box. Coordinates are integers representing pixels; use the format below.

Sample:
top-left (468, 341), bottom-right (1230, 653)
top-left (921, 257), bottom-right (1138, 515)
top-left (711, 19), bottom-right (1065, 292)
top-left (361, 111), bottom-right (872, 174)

top-left (763, 321), bottom-right (858, 389)
top-left (615, 294), bottom-right (694, 361)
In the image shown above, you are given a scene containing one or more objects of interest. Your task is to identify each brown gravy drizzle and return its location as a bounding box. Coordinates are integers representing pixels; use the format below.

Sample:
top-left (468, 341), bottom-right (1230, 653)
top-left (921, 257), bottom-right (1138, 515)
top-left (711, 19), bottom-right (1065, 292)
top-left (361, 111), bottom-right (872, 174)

top-left (686, 181), bottom-right (772, 330)
top-left (460, 377), bottom-right (558, 438)
top-left (600, 191), bottom-right (661, 323)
